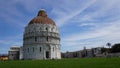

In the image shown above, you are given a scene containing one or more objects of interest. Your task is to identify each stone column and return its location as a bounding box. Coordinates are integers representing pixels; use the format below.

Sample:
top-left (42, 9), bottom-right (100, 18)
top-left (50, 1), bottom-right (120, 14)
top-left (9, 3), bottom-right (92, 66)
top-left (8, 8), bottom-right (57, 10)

top-left (43, 46), bottom-right (45, 60)
top-left (50, 45), bottom-right (52, 59)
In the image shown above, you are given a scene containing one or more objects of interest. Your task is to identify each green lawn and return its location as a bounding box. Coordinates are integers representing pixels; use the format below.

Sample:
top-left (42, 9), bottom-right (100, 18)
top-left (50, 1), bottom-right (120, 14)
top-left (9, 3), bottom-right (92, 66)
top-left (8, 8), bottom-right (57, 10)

top-left (0, 58), bottom-right (120, 68)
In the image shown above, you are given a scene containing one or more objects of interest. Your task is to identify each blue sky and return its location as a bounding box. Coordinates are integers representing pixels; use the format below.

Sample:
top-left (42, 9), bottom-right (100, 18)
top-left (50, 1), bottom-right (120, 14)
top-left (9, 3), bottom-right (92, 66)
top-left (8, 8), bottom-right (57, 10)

top-left (0, 0), bottom-right (120, 54)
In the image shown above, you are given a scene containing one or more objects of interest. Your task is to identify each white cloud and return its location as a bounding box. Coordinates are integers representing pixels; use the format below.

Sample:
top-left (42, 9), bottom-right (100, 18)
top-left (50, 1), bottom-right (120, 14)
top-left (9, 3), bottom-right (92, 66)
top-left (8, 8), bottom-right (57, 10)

top-left (61, 0), bottom-right (120, 31)
top-left (64, 20), bottom-right (120, 41)
top-left (54, 0), bottom-right (97, 27)
top-left (0, 34), bottom-right (23, 45)
top-left (0, 0), bottom-right (28, 27)
top-left (52, 0), bottom-right (120, 27)
top-left (1, 0), bottom-right (120, 53)
top-left (61, 20), bottom-right (120, 51)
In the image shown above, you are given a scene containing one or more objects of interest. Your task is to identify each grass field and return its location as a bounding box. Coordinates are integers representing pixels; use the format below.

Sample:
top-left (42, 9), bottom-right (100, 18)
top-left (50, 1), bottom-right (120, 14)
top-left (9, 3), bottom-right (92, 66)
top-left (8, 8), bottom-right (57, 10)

top-left (0, 58), bottom-right (120, 68)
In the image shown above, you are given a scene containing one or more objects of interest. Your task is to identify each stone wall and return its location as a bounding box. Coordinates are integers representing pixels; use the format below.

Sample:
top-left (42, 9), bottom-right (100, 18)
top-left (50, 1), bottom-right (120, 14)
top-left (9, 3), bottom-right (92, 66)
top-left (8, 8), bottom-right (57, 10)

top-left (23, 23), bottom-right (61, 60)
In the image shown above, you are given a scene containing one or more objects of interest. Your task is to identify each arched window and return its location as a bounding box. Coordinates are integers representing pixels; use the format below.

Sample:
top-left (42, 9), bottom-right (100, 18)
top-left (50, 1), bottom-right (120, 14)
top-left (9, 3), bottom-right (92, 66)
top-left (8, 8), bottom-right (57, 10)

top-left (47, 37), bottom-right (48, 41)
top-left (33, 47), bottom-right (34, 52)
top-left (39, 27), bottom-right (41, 31)
top-left (28, 48), bottom-right (29, 53)
top-left (46, 27), bottom-right (48, 31)
top-left (35, 37), bottom-right (37, 42)
top-left (40, 47), bottom-right (41, 52)
top-left (51, 28), bottom-right (54, 32)
top-left (53, 47), bottom-right (54, 52)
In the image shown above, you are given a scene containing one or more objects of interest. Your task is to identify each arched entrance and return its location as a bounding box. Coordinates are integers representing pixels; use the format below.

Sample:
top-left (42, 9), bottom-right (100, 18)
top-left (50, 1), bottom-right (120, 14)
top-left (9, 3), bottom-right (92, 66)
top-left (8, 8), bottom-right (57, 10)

top-left (46, 51), bottom-right (49, 59)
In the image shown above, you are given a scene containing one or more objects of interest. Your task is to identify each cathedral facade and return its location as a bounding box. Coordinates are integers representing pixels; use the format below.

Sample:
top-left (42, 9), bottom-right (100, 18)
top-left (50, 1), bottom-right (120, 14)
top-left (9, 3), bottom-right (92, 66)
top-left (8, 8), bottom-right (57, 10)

top-left (23, 9), bottom-right (61, 60)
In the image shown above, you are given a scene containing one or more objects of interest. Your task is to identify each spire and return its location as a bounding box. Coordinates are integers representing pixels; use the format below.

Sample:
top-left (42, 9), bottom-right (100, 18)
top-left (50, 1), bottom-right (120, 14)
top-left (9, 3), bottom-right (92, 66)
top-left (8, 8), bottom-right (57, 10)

top-left (37, 9), bottom-right (47, 17)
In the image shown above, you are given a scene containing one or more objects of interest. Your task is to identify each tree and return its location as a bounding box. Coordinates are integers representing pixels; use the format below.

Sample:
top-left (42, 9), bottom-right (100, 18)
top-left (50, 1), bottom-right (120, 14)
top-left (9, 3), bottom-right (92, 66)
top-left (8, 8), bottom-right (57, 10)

top-left (106, 43), bottom-right (111, 48)
top-left (111, 43), bottom-right (120, 53)
top-left (101, 48), bottom-right (107, 53)
top-left (106, 43), bottom-right (112, 53)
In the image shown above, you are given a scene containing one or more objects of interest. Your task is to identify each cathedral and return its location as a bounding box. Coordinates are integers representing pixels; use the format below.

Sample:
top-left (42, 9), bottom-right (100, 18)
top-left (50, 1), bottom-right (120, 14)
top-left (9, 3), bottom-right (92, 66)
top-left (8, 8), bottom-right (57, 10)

top-left (8, 9), bottom-right (61, 60)
top-left (23, 9), bottom-right (61, 60)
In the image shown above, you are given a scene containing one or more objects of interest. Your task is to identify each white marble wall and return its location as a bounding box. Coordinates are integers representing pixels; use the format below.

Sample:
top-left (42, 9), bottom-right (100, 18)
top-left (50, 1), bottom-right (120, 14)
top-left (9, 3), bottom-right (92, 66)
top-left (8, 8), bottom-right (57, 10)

top-left (23, 23), bottom-right (61, 60)
top-left (19, 46), bottom-right (23, 60)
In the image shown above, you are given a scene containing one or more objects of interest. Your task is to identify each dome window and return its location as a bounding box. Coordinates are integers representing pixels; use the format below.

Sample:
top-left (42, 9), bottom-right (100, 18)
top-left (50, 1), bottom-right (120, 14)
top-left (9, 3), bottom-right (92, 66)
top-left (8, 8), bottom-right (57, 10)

top-left (46, 28), bottom-right (48, 31)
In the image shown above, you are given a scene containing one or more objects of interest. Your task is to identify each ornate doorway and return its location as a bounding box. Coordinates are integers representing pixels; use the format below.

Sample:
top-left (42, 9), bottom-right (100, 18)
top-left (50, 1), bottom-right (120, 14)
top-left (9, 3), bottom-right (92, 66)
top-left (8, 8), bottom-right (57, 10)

top-left (46, 51), bottom-right (49, 59)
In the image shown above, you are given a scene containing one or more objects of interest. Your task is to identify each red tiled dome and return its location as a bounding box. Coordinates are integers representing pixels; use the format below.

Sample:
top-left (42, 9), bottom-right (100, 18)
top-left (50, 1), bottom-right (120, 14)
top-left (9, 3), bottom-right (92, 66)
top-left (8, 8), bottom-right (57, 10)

top-left (28, 9), bottom-right (56, 26)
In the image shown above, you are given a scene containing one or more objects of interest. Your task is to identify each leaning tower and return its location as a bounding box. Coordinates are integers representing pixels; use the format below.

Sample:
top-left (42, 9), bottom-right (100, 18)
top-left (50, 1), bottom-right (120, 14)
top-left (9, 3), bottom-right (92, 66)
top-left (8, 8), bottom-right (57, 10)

top-left (23, 9), bottom-right (61, 60)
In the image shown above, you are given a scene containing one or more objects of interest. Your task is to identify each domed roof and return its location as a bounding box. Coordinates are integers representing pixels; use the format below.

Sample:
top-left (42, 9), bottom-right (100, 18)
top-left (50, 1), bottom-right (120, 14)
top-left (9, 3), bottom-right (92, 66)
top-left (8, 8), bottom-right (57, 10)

top-left (28, 9), bottom-right (56, 26)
